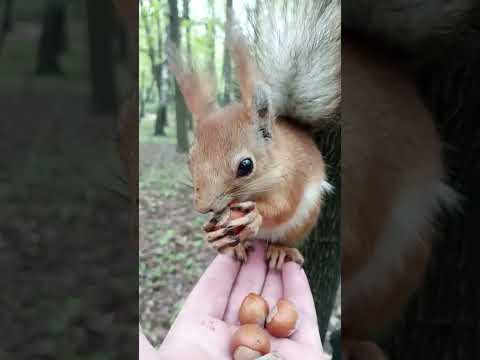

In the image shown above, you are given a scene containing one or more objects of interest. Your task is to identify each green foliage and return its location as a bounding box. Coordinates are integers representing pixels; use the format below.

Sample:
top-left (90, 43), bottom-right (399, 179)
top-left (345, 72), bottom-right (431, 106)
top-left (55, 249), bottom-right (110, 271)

top-left (139, 0), bottom-right (250, 137)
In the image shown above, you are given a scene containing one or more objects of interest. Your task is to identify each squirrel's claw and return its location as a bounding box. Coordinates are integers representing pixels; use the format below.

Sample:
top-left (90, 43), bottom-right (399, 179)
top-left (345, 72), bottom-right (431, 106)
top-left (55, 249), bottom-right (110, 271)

top-left (202, 210), bottom-right (230, 232)
top-left (205, 226), bottom-right (231, 243)
top-left (223, 209), bottom-right (258, 230)
top-left (208, 235), bottom-right (240, 253)
top-left (220, 241), bottom-right (249, 262)
top-left (203, 201), bottom-right (262, 261)
top-left (233, 211), bottom-right (263, 242)
top-left (266, 244), bottom-right (304, 271)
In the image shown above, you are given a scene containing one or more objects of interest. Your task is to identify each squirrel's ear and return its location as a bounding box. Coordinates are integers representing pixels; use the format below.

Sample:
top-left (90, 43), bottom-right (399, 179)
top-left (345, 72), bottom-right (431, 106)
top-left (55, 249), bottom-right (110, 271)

top-left (167, 43), bottom-right (218, 121)
top-left (228, 24), bottom-right (273, 137)
top-left (228, 26), bottom-right (257, 111)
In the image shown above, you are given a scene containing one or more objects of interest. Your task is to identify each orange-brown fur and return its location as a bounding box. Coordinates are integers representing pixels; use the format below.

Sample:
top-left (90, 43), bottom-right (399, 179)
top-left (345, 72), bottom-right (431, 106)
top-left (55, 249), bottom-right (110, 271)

top-left (188, 104), bottom-right (326, 247)
top-left (168, 31), bottom-right (328, 252)
top-left (254, 119), bottom-right (325, 246)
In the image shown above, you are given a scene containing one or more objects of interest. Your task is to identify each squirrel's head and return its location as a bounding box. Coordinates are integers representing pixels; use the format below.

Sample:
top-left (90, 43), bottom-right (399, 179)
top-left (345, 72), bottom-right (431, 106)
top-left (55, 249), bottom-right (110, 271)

top-left (169, 35), bottom-right (278, 214)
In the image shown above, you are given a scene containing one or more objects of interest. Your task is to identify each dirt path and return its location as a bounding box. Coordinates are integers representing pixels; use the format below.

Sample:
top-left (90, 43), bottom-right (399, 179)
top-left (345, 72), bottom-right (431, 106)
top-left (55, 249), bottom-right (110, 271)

top-left (139, 142), bottom-right (214, 345)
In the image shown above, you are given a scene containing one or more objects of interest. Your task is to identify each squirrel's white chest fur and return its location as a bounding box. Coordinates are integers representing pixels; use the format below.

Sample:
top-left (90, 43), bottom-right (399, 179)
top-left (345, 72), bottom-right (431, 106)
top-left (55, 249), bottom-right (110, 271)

top-left (257, 178), bottom-right (332, 242)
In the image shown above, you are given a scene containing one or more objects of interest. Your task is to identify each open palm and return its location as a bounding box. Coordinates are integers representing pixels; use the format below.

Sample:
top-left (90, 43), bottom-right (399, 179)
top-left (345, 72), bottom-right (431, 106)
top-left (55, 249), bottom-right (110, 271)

top-left (141, 241), bottom-right (326, 360)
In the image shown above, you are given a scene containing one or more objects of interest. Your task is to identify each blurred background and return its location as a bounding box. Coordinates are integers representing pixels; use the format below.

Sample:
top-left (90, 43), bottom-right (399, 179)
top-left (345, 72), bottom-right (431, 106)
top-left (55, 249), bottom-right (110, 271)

top-left (138, 0), bottom-right (340, 355)
top-left (0, 0), bottom-right (137, 358)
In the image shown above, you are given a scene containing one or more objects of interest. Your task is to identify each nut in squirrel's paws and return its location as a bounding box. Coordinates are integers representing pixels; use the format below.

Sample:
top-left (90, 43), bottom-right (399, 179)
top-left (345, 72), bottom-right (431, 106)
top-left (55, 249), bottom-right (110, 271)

top-left (266, 244), bottom-right (304, 270)
top-left (203, 201), bottom-right (262, 260)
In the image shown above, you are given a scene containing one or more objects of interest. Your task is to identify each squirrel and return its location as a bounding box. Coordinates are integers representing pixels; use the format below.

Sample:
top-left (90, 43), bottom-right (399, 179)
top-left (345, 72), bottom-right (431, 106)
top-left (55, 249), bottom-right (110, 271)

top-left (168, 0), bottom-right (340, 270)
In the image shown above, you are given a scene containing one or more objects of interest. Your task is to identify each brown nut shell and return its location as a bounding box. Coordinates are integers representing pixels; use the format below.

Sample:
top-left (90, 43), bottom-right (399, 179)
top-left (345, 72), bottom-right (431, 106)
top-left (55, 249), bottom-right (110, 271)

top-left (239, 293), bottom-right (269, 326)
top-left (230, 324), bottom-right (271, 359)
top-left (266, 299), bottom-right (298, 338)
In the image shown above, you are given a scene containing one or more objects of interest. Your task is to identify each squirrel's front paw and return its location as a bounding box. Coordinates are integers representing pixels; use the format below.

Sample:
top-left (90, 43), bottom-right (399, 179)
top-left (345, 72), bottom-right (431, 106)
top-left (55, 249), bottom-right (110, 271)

top-left (203, 201), bottom-right (262, 260)
top-left (266, 244), bottom-right (304, 271)
top-left (225, 201), bottom-right (262, 242)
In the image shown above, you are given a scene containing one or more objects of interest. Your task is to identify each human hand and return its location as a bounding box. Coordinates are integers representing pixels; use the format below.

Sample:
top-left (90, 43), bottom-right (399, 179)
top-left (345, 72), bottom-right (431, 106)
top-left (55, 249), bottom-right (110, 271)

top-left (141, 241), bottom-right (326, 360)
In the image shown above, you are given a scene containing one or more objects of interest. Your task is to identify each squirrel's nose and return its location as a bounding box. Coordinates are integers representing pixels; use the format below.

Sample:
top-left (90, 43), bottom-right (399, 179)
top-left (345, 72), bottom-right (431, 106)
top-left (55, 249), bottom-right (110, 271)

top-left (194, 200), bottom-right (212, 214)
top-left (196, 206), bottom-right (212, 214)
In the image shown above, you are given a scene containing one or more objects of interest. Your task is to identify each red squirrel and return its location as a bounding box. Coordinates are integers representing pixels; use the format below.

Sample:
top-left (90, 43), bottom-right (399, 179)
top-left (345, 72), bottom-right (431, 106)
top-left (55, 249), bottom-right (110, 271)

top-left (168, 0), bottom-right (340, 270)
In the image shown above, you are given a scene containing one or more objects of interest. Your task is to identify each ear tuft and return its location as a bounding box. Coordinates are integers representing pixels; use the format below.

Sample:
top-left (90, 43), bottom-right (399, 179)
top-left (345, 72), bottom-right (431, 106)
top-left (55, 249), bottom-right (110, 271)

top-left (228, 19), bottom-right (257, 111)
top-left (167, 42), bottom-right (218, 121)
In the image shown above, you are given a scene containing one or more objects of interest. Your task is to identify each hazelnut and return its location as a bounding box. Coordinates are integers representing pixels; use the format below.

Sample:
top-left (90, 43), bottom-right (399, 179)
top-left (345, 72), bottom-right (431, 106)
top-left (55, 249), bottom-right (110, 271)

top-left (266, 300), bottom-right (298, 338)
top-left (230, 324), bottom-right (271, 360)
top-left (239, 293), bottom-right (269, 326)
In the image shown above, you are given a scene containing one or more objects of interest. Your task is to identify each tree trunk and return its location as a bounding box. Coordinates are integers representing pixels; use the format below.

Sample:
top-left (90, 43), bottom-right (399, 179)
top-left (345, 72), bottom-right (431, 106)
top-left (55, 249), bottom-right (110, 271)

top-left (140, 71), bottom-right (146, 120)
top-left (222, 0), bottom-right (233, 105)
top-left (154, 106), bottom-right (167, 136)
top-left (36, 0), bottom-right (67, 75)
top-left (301, 125), bottom-right (341, 341)
top-left (86, 0), bottom-right (118, 115)
top-left (155, 4), bottom-right (169, 134)
top-left (117, 22), bottom-right (129, 62)
top-left (0, 0), bottom-right (14, 55)
top-left (141, 0), bottom-right (168, 137)
top-left (2, 0), bottom-right (14, 33)
top-left (183, 0), bottom-right (193, 130)
top-left (168, 0), bottom-right (189, 153)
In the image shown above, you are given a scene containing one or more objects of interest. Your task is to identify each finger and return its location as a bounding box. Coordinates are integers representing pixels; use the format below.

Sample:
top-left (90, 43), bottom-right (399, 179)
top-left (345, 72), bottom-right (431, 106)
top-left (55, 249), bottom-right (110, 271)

top-left (282, 262), bottom-right (322, 347)
top-left (223, 240), bottom-right (268, 324)
top-left (139, 330), bottom-right (159, 360)
top-left (270, 338), bottom-right (325, 360)
top-left (260, 269), bottom-right (283, 311)
top-left (180, 252), bottom-right (241, 319)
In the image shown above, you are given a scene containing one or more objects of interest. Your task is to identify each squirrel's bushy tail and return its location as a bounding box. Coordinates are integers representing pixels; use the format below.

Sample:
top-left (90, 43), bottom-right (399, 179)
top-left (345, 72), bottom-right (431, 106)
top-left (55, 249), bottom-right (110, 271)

top-left (248, 0), bottom-right (340, 126)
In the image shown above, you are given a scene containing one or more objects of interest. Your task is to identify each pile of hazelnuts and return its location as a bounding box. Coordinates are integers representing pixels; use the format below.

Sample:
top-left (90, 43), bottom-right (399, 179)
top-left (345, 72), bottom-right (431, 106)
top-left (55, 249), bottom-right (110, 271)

top-left (230, 293), bottom-right (299, 360)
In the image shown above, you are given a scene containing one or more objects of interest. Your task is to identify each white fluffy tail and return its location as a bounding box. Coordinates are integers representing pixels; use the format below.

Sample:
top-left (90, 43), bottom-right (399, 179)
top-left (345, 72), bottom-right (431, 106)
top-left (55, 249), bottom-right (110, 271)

top-left (248, 0), bottom-right (341, 126)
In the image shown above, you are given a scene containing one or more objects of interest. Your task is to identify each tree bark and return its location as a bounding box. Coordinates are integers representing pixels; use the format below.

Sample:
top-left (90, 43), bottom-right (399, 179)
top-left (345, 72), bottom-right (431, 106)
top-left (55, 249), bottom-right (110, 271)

top-left (141, 0), bottom-right (167, 136)
top-left (2, 0), bottom-right (14, 32)
top-left (183, 0), bottom-right (193, 130)
top-left (36, 0), bottom-right (67, 75)
top-left (0, 0), bottom-right (14, 55)
top-left (168, 0), bottom-right (189, 153)
top-left (154, 105), bottom-right (167, 136)
top-left (222, 0), bottom-right (233, 105)
top-left (85, 0), bottom-right (118, 115)
top-left (301, 125), bottom-right (341, 341)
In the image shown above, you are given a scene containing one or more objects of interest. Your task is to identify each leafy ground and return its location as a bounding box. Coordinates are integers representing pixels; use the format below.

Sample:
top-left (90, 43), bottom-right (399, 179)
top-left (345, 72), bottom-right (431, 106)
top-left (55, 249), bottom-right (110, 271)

top-left (139, 117), bottom-right (213, 344)
top-left (139, 116), bottom-right (340, 356)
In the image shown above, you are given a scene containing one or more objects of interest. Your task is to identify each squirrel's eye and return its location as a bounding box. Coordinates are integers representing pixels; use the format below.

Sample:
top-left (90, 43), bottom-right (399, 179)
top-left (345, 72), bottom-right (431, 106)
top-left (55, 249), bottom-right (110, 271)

top-left (237, 158), bottom-right (254, 177)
